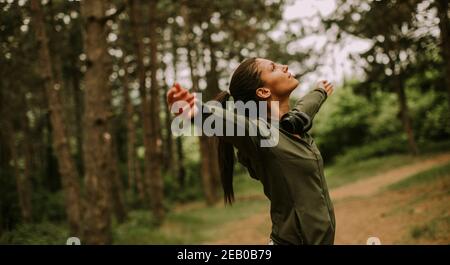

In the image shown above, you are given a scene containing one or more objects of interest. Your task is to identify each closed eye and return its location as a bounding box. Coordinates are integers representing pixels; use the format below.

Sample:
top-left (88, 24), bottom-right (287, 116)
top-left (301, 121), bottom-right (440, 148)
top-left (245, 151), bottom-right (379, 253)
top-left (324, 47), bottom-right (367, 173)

top-left (271, 62), bottom-right (275, 71)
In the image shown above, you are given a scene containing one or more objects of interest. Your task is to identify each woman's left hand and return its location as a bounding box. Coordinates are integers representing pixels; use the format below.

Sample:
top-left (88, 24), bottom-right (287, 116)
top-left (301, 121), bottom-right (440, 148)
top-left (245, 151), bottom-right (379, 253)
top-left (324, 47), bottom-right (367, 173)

top-left (319, 80), bottom-right (334, 96)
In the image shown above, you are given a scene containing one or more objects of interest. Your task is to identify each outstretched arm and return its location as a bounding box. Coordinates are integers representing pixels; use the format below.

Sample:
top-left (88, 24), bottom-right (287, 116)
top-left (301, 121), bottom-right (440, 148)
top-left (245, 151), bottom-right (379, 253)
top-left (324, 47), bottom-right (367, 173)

top-left (166, 83), bottom-right (261, 152)
top-left (292, 80), bottom-right (334, 122)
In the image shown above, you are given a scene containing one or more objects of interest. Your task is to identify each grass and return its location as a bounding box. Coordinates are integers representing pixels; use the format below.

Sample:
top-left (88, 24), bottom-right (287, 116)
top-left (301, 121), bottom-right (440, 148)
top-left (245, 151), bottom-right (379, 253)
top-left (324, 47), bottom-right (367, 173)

top-left (233, 166), bottom-right (264, 196)
top-left (324, 154), bottom-right (425, 189)
top-left (387, 161), bottom-right (450, 191)
top-left (410, 215), bottom-right (450, 241)
top-left (114, 152), bottom-right (450, 244)
top-left (114, 196), bottom-right (268, 244)
top-left (114, 152), bottom-right (449, 244)
top-left (126, 140), bottom-right (450, 244)
top-left (372, 160), bottom-right (450, 243)
top-left (114, 167), bottom-right (268, 244)
top-left (0, 222), bottom-right (69, 245)
top-left (2, 149), bottom-right (448, 244)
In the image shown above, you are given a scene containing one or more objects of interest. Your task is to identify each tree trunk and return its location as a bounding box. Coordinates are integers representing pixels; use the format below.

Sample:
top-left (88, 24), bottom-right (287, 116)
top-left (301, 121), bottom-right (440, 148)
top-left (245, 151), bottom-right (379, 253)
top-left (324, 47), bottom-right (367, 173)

top-left (161, 62), bottom-right (174, 176)
top-left (9, 111), bottom-right (33, 224)
top-left (122, 61), bottom-right (141, 198)
top-left (148, 0), bottom-right (165, 222)
top-left (204, 25), bottom-right (222, 98)
top-left (129, 0), bottom-right (165, 221)
top-left (109, 124), bottom-right (127, 223)
top-left (129, 0), bottom-right (151, 207)
top-left (188, 47), bottom-right (219, 205)
top-left (175, 137), bottom-right (186, 189)
top-left (162, 84), bottom-right (175, 176)
top-left (30, 0), bottom-right (82, 236)
top-left (169, 26), bottom-right (186, 189)
top-left (181, 4), bottom-right (220, 205)
top-left (199, 136), bottom-right (221, 205)
top-left (0, 90), bottom-right (10, 234)
top-left (203, 25), bottom-right (222, 204)
top-left (436, 0), bottom-right (450, 110)
top-left (22, 121), bottom-right (34, 223)
top-left (10, 140), bottom-right (32, 223)
top-left (0, 124), bottom-right (9, 235)
top-left (80, 1), bottom-right (114, 244)
top-left (71, 54), bottom-right (85, 177)
top-left (14, 93), bottom-right (34, 223)
top-left (395, 78), bottom-right (419, 156)
top-left (44, 112), bottom-right (62, 192)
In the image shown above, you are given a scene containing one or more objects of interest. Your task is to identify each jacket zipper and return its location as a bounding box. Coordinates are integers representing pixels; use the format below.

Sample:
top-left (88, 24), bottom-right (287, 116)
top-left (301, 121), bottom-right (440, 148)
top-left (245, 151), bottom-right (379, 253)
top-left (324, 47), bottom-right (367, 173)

top-left (282, 130), bottom-right (335, 228)
top-left (303, 140), bottom-right (334, 227)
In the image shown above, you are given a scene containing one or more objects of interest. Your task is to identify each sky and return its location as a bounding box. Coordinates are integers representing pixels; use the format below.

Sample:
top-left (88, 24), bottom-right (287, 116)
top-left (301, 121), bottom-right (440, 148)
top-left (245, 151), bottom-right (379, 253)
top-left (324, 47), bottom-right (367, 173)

top-left (165, 0), bottom-right (373, 97)
top-left (279, 0), bottom-right (372, 96)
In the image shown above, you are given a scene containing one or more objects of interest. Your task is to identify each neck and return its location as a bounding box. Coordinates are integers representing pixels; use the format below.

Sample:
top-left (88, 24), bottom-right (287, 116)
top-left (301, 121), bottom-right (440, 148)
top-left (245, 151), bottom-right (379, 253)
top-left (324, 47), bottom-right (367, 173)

top-left (268, 96), bottom-right (290, 120)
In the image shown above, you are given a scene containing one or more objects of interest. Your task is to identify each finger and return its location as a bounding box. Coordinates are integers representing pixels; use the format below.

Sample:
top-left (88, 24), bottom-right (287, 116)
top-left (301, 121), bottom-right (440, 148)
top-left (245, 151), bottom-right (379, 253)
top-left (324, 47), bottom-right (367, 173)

top-left (327, 87), bottom-right (334, 95)
top-left (167, 86), bottom-right (177, 102)
top-left (186, 97), bottom-right (195, 106)
top-left (188, 98), bottom-right (195, 109)
top-left (173, 89), bottom-right (188, 99)
top-left (185, 93), bottom-right (195, 103)
top-left (175, 94), bottom-right (195, 113)
top-left (180, 101), bottom-right (196, 118)
top-left (174, 82), bottom-right (182, 91)
top-left (175, 95), bottom-right (193, 105)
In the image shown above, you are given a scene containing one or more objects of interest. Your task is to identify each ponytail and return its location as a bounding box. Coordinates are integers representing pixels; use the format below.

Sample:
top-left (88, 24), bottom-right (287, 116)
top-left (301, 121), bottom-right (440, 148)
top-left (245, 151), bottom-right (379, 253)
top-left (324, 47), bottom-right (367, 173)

top-left (214, 57), bottom-right (262, 205)
top-left (215, 91), bottom-right (235, 204)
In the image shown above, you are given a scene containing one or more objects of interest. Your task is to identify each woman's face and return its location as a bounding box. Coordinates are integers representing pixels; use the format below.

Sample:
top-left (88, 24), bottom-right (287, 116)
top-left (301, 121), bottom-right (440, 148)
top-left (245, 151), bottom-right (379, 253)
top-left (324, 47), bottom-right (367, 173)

top-left (256, 58), bottom-right (299, 99)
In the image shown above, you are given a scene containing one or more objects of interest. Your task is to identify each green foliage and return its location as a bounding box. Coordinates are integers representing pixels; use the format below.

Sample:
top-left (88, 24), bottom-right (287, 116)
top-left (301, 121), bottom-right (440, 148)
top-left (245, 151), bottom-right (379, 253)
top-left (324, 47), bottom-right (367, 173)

top-left (312, 83), bottom-right (374, 161)
top-left (334, 134), bottom-right (408, 165)
top-left (0, 170), bottom-right (21, 232)
top-left (31, 190), bottom-right (67, 222)
top-left (0, 222), bottom-right (69, 245)
top-left (163, 159), bottom-right (204, 203)
top-left (366, 91), bottom-right (402, 138)
top-left (407, 88), bottom-right (450, 142)
top-left (313, 79), bottom-right (450, 163)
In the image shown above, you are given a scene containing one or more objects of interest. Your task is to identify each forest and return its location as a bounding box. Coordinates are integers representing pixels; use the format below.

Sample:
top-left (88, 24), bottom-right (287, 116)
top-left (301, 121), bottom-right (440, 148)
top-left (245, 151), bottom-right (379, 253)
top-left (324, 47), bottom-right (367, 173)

top-left (0, 0), bottom-right (449, 244)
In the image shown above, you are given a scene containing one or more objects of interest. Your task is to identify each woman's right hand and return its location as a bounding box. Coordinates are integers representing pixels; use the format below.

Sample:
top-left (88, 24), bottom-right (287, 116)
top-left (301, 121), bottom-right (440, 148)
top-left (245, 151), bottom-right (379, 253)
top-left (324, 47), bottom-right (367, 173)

top-left (166, 82), bottom-right (198, 118)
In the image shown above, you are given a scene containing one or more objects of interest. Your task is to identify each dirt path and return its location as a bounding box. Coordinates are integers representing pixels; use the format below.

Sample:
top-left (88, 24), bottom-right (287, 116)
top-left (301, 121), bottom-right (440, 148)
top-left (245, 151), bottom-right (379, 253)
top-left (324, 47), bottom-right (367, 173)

top-left (330, 153), bottom-right (450, 200)
top-left (207, 152), bottom-right (450, 245)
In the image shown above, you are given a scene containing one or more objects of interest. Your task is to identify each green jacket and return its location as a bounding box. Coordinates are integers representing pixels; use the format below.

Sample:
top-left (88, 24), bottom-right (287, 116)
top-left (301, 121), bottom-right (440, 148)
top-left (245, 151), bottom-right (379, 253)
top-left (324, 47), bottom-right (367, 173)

top-left (201, 87), bottom-right (335, 245)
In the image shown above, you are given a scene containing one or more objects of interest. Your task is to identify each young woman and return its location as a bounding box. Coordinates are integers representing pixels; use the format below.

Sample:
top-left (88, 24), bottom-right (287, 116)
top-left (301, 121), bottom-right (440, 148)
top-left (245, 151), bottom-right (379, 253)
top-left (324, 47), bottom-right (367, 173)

top-left (167, 57), bottom-right (335, 245)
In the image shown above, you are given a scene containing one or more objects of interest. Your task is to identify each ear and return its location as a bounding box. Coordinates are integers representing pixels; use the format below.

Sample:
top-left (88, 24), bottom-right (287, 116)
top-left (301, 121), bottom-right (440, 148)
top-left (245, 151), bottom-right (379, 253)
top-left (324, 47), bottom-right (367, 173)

top-left (256, 87), bottom-right (271, 100)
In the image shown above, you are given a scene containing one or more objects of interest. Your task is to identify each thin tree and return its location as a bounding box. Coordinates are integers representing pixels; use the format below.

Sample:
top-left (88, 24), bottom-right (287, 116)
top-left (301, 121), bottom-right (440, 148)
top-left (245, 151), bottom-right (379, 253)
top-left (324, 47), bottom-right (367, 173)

top-left (30, 0), bottom-right (82, 235)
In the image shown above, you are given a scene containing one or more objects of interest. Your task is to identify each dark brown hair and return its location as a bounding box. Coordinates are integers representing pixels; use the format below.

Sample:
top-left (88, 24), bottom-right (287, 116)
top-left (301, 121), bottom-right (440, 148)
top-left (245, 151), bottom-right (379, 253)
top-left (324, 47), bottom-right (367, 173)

top-left (215, 57), bottom-right (264, 204)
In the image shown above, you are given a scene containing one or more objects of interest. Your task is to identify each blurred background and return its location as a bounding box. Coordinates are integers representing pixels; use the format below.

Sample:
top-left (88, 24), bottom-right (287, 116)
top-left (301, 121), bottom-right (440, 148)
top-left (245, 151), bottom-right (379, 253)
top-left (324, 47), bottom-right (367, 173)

top-left (0, 0), bottom-right (449, 244)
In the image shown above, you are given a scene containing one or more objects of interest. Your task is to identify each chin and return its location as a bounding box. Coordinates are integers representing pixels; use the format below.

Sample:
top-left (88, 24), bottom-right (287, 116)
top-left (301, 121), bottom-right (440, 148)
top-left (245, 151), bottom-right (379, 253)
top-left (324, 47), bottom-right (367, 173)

top-left (290, 79), bottom-right (299, 91)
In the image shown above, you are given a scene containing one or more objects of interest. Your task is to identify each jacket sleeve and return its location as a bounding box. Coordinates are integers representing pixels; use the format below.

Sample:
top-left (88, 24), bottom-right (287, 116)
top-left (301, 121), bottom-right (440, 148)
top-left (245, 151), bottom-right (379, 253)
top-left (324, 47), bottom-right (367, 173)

top-left (191, 102), bottom-right (265, 155)
top-left (292, 87), bottom-right (328, 123)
